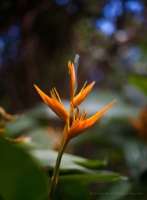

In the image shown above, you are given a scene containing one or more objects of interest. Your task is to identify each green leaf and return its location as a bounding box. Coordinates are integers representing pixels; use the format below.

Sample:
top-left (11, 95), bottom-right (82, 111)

top-left (59, 174), bottom-right (123, 182)
top-left (30, 150), bottom-right (96, 173)
top-left (74, 159), bottom-right (107, 168)
top-left (0, 137), bottom-right (49, 200)
top-left (129, 75), bottom-right (147, 95)
top-left (27, 127), bottom-right (53, 149)
top-left (6, 115), bottom-right (37, 137)
top-left (0, 194), bottom-right (4, 200)
top-left (30, 150), bottom-right (125, 182)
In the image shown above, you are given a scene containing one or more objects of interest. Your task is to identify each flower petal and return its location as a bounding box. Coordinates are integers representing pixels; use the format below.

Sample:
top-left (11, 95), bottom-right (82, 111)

top-left (73, 81), bottom-right (95, 108)
top-left (68, 100), bottom-right (116, 139)
top-left (34, 84), bottom-right (69, 121)
top-left (68, 61), bottom-right (76, 101)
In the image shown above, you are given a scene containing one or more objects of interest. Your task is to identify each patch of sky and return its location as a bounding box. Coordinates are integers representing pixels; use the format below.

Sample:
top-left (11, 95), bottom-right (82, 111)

top-left (103, 0), bottom-right (123, 20)
top-left (0, 38), bottom-right (6, 53)
top-left (0, 54), bottom-right (3, 68)
top-left (56, 0), bottom-right (68, 6)
top-left (66, 4), bottom-right (79, 14)
top-left (8, 25), bottom-right (20, 39)
top-left (95, 18), bottom-right (116, 35)
top-left (125, 0), bottom-right (144, 14)
top-left (0, 54), bottom-right (3, 64)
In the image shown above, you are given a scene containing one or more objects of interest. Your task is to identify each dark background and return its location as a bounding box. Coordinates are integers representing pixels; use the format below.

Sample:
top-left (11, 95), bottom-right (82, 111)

top-left (0, 0), bottom-right (146, 112)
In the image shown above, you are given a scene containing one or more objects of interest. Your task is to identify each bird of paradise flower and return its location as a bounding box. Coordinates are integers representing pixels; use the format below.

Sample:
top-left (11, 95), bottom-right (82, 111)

top-left (34, 60), bottom-right (116, 199)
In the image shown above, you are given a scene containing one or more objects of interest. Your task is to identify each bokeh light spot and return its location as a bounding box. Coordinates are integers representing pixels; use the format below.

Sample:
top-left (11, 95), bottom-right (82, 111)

top-left (115, 30), bottom-right (128, 42)
top-left (128, 46), bottom-right (142, 60)
top-left (0, 54), bottom-right (3, 68)
top-left (89, 67), bottom-right (104, 82)
top-left (125, 1), bottom-right (144, 14)
top-left (0, 38), bottom-right (5, 53)
top-left (90, 46), bottom-right (107, 61)
top-left (56, 0), bottom-right (68, 6)
top-left (95, 18), bottom-right (116, 35)
top-left (8, 25), bottom-right (20, 38)
top-left (103, 0), bottom-right (123, 20)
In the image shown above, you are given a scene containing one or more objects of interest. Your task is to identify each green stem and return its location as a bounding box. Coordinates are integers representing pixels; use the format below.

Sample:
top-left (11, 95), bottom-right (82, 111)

top-left (49, 136), bottom-right (69, 200)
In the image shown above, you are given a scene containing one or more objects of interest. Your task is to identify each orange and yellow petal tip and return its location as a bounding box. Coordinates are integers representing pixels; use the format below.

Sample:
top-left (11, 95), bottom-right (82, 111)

top-left (34, 84), bottom-right (44, 95)
top-left (107, 99), bottom-right (116, 108)
top-left (90, 81), bottom-right (95, 87)
top-left (34, 84), bottom-right (39, 91)
top-left (68, 61), bottom-right (72, 68)
top-left (68, 61), bottom-right (74, 72)
top-left (111, 99), bottom-right (116, 104)
top-left (34, 84), bottom-right (49, 102)
top-left (68, 61), bottom-right (71, 65)
top-left (34, 84), bottom-right (43, 95)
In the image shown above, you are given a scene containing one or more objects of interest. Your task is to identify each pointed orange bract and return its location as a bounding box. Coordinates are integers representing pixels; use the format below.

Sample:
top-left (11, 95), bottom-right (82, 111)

top-left (68, 61), bottom-right (95, 107)
top-left (73, 81), bottom-right (95, 108)
top-left (68, 100), bottom-right (116, 139)
top-left (34, 85), bottom-right (69, 121)
top-left (68, 61), bottom-right (76, 101)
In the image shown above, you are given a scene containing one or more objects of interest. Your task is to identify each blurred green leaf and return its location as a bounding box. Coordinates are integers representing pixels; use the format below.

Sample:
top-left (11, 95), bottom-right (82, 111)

top-left (30, 149), bottom-right (125, 184)
top-left (27, 127), bottom-right (53, 149)
top-left (129, 75), bottom-right (147, 95)
top-left (98, 180), bottom-right (132, 200)
top-left (123, 140), bottom-right (147, 177)
top-left (30, 150), bottom-right (101, 173)
top-left (59, 174), bottom-right (123, 182)
top-left (6, 115), bottom-right (37, 137)
top-left (0, 137), bottom-right (49, 200)
top-left (74, 159), bottom-right (107, 168)
top-left (0, 194), bottom-right (4, 200)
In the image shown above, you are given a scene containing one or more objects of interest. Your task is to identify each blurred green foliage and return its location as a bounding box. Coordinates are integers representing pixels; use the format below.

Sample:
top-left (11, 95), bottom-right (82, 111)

top-left (0, 137), bottom-right (49, 200)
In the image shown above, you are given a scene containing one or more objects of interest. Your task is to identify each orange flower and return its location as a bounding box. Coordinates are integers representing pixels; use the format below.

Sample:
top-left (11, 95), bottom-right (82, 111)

top-left (0, 107), bottom-right (22, 122)
top-left (0, 107), bottom-right (24, 143)
top-left (129, 106), bottom-right (147, 138)
top-left (73, 81), bottom-right (95, 108)
top-left (67, 100), bottom-right (116, 139)
top-left (0, 107), bottom-right (23, 134)
top-left (34, 85), bottom-right (69, 121)
top-left (37, 60), bottom-right (116, 199)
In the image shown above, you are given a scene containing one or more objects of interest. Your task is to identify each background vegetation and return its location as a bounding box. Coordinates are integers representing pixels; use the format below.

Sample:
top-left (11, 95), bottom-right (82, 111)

top-left (0, 0), bottom-right (147, 199)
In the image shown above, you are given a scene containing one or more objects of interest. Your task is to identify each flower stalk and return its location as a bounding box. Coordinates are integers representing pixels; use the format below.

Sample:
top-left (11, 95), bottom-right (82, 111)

top-left (49, 131), bottom-right (69, 199)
